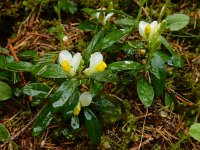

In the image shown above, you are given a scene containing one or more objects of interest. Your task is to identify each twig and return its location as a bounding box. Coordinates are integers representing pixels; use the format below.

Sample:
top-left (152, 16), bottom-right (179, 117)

top-left (138, 107), bottom-right (148, 149)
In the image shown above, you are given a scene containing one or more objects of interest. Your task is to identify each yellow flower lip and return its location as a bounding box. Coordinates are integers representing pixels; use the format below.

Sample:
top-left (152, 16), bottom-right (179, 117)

top-left (73, 102), bottom-right (81, 116)
top-left (61, 60), bottom-right (71, 72)
top-left (144, 24), bottom-right (151, 38)
top-left (59, 50), bottom-right (82, 76)
top-left (95, 61), bottom-right (107, 72)
top-left (83, 52), bottom-right (107, 75)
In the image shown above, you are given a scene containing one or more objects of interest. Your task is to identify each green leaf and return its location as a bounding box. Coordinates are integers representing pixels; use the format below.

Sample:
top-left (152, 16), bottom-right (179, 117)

top-left (58, 0), bottom-right (77, 14)
top-left (150, 55), bottom-right (165, 79)
top-left (89, 81), bottom-right (103, 97)
top-left (170, 54), bottom-right (184, 68)
top-left (81, 8), bottom-right (96, 17)
top-left (19, 50), bottom-right (37, 59)
top-left (166, 13), bottom-right (190, 31)
top-left (51, 79), bottom-right (80, 112)
top-left (94, 96), bottom-right (121, 117)
top-left (108, 61), bottom-right (143, 72)
top-left (84, 108), bottom-right (102, 145)
top-left (21, 83), bottom-right (51, 98)
top-left (87, 70), bottom-right (118, 83)
top-left (100, 30), bottom-right (127, 50)
top-left (0, 81), bottom-right (12, 101)
top-left (161, 37), bottom-right (175, 55)
top-left (0, 55), bottom-right (6, 68)
top-left (189, 123), bottom-right (200, 142)
top-left (32, 107), bottom-right (53, 137)
top-left (139, 0), bottom-right (146, 6)
top-left (0, 124), bottom-right (10, 142)
top-left (137, 79), bottom-right (154, 107)
top-left (83, 29), bottom-right (105, 62)
top-left (164, 92), bottom-right (174, 106)
top-left (31, 97), bottom-right (46, 107)
top-left (155, 50), bottom-right (171, 63)
top-left (6, 61), bottom-right (34, 72)
top-left (152, 71), bottom-right (167, 96)
top-left (32, 63), bottom-right (69, 78)
top-left (62, 91), bottom-right (80, 119)
top-left (114, 17), bottom-right (134, 26)
top-left (79, 20), bottom-right (98, 31)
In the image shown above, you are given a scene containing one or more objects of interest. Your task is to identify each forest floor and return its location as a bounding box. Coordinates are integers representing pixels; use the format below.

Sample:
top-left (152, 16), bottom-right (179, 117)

top-left (0, 0), bottom-right (200, 149)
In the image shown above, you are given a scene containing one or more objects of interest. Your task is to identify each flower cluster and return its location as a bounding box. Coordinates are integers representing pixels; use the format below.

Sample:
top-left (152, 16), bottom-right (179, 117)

top-left (58, 50), bottom-right (107, 115)
top-left (59, 50), bottom-right (107, 76)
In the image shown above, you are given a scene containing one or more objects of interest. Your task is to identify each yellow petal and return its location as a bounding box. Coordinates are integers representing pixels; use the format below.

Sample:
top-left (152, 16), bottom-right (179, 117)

top-left (61, 60), bottom-right (71, 72)
top-left (144, 24), bottom-right (151, 38)
top-left (95, 61), bottom-right (107, 72)
top-left (73, 102), bottom-right (81, 116)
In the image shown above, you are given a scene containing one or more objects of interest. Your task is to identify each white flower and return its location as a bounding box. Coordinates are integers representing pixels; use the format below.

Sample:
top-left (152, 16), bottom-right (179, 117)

top-left (139, 21), bottom-right (160, 40)
top-left (62, 35), bottom-right (69, 42)
top-left (79, 92), bottom-right (93, 107)
top-left (73, 92), bottom-right (93, 116)
top-left (83, 52), bottom-right (107, 75)
top-left (96, 7), bottom-right (113, 25)
top-left (59, 50), bottom-right (82, 76)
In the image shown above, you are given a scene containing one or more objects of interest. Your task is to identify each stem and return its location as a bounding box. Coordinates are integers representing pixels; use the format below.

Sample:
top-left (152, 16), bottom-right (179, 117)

top-left (144, 48), bottom-right (154, 71)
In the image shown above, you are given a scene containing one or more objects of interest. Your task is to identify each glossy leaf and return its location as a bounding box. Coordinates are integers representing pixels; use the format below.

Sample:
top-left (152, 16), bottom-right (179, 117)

top-left (81, 8), bottom-right (96, 17)
top-left (155, 50), bottom-right (171, 63)
top-left (166, 13), bottom-right (190, 31)
top-left (114, 17), bottom-right (134, 26)
top-left (189, 123), bottom-right (200, 142)
top-left (84, 108), bottom-right (102, 145)
top-left (32, 107), bottom-right (53, 137)
top-left (137, 79), bottom-right (154, 107)
top-left (32, 63), bottom-right (69, 78)
top-left (0, 81), bottom-right (12, 101)
top-left (31, 97), bottom-right (46, 107)
top-left (161, 37), bottom-right (175, 55)
top-left (21, 83), bottom-right (51, 98)
top-left (0, 55), bottom-right (6, 68)
top-left (94, 96), bottom-right (121, 117)
top-left (6, 61), bottom-right (34, 72)
top-left (150, 55), bottom-right (165, 79)
top-left (0, 124), bottom-right (10, 142)
top-left (170, 54), bottom-right (184, 68)
top-left (19, 50), bottom-right (37, 59)
top-left (51, 79), bottom-right (80, 112)
top-left (108, 61), bottom-right (143, 72)
top-left (62, 91), bottom-right (80, 118)
top-left (100, 30), bottom-right (127, 50)
top-left (152, 71), bottom-right (167, 96)
top-left (83, 29), bottom-right (105, 62)
top-left (87, 70), bottom-right (118, 83)
top-left (89, 81), bottom-right (103, 97)
top-left (79, 20), bottom-right (98, 31)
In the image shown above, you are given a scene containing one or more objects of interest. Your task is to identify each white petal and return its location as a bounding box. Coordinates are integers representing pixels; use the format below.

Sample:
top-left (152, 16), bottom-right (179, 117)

top-left (59, 50), bottom-right (72, 64)
top-left (79, 92), bottom-right (93, 107)
top-left (89, 52), bottom-right (103, 67)
top-left (62, 35), bottom-right (69, 42)
top-left (96, 7), bottom-right (106, 19)
top-left (139, 21), bottom-right (149, 39)
top-left (71, 53), bottom-right (82, 72)
top-left (103, 13), bottom-right (113, 25)
top-left (96, 12), bottom-right (100, 19)
top-left (150, 21), bottom-right (159, 37)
